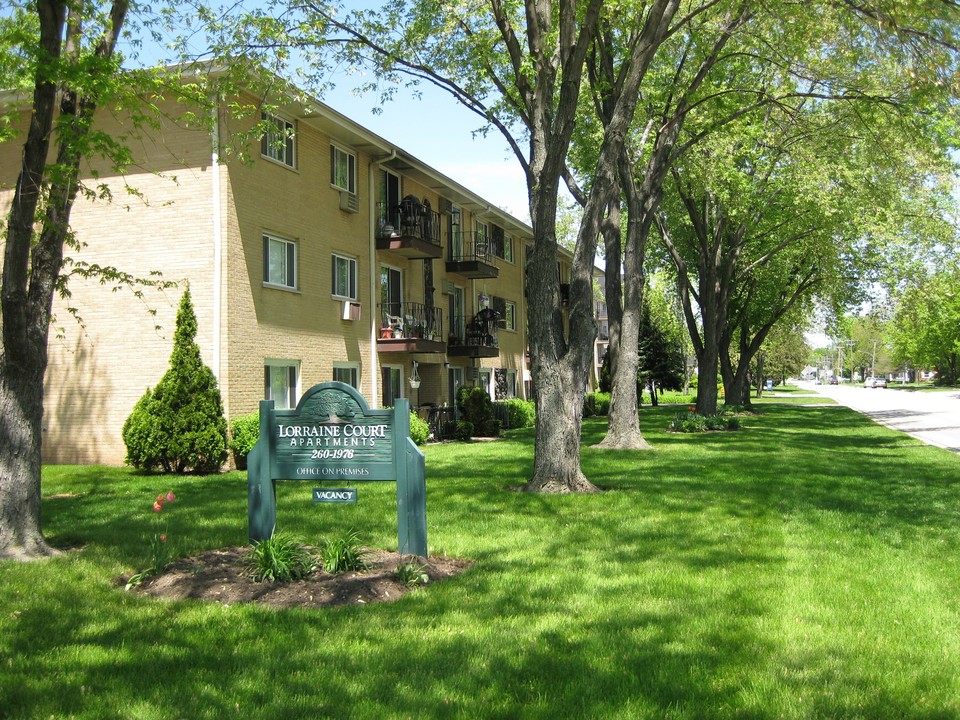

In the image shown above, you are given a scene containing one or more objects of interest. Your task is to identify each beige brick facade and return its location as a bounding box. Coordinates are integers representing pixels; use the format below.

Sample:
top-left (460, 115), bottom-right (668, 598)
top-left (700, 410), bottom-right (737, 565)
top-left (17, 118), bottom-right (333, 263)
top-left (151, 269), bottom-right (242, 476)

top-left (1, 87), bottom-right (536, 466)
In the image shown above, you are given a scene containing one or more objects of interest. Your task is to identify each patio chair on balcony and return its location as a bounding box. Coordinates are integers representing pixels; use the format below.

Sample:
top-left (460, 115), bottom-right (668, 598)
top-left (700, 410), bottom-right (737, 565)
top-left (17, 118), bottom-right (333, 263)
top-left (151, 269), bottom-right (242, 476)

top-left (398, 195), bottom-right (423, 234)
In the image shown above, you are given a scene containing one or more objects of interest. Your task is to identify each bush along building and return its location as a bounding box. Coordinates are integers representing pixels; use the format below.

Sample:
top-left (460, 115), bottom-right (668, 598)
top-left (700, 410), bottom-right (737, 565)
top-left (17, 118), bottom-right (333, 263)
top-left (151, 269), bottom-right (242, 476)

top-left (0, 76), bottom-right (581, 466)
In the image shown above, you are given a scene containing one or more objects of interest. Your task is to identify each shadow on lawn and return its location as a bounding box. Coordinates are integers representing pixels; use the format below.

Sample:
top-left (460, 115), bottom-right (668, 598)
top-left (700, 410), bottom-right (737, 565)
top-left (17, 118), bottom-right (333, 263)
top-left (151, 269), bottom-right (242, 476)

top-left (18, 403), bottom-right (960, 718)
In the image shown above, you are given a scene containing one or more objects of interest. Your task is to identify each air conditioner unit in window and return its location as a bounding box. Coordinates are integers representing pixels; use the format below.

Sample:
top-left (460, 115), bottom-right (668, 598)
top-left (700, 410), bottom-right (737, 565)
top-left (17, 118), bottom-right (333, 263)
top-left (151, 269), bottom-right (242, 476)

top-left (339, 191), bottom-right (360, 214)
top-left (441, 279), bottom-right (456, 295)
top-left (342, 301), bottom-right (361, 321)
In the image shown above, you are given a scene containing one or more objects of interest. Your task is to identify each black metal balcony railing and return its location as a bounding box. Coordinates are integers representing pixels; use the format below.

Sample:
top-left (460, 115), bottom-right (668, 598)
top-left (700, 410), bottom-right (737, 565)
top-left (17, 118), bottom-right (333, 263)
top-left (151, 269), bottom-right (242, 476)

top-left (446, 231), bottom-right (499, 279)
top-left (378, 302), bottom-right (444, 342)
top-left (447, 310), bottom-right (500, 358)
top-left (376, 199), bottom-right (441, 248)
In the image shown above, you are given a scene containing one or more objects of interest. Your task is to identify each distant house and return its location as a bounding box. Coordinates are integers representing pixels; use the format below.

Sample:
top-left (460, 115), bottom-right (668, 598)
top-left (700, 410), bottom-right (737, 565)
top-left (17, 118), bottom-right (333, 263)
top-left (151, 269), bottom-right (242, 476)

top-left (1, 76), bottom-right (585, 465)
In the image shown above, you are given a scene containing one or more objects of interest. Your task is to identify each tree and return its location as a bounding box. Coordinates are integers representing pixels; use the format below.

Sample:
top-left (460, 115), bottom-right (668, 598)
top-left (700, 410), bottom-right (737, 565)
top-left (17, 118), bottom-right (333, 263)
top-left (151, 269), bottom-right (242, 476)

top-left (123, 287), bottom-right (228, 473)
top-left (637, 292), bottom-right (684, 406)
top-left (762, 323), bottom-right (810, 387)
top-left (0, 0), bottom-right (209, 558)
top-left (890, 267), bottom-right (960, 384)
top-left (0, 0), bottom-right (134, 559)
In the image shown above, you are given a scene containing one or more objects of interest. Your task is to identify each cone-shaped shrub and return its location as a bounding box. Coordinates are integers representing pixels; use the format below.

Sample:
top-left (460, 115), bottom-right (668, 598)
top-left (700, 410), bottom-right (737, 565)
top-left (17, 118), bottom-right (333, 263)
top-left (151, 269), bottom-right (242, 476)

top-left (123, 287), bottom-right (228, 473)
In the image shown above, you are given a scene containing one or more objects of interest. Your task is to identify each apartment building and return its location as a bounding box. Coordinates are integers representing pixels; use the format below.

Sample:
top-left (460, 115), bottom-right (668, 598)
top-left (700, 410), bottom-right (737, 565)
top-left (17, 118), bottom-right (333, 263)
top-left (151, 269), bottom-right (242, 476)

top-left (0, 82), bottom-right (561, 466)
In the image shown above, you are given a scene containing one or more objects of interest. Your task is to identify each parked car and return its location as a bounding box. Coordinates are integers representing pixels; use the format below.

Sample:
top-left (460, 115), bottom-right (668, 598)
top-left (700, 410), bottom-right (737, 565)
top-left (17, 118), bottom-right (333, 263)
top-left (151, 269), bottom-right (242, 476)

top-left (829, 376), bottom-right (839, 385)
top-left (863, 377), bottom-right (888, 388)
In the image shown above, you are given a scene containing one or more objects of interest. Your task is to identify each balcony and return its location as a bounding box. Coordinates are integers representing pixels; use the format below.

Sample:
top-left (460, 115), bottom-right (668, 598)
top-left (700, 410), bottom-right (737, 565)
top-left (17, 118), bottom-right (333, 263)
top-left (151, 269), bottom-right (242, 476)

top-left (446, 231), bottom-right (499, 279)
top-left (447, 310), bottom-right (500, 358)
top-left (377, 302), bottom-right (446, 354)
top-left (375, 197), bottom-right (443, 260)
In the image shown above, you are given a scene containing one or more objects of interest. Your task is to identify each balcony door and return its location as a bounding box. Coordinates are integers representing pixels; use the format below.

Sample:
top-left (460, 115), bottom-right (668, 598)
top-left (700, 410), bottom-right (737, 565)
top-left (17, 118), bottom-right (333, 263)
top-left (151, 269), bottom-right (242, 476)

top-left (381, 265), bottom-right (403, 325)
top-left (448, 284), bottom-right (465, 341)
top-left (379, 170), bottom-right (401, 230)
top-left (382, 365), bottom-right (403, 407)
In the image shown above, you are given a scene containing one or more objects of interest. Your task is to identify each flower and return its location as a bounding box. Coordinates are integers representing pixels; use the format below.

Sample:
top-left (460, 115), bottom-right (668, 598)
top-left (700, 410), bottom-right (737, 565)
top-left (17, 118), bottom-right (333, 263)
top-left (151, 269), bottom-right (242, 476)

top-left (166, 491), bottom-right (176, 503)
top-left (688, 406), bottom-right (696, 412)
top-left (159, 533), bottom-right (167, 543)
top-left (153, 501), bottom-right (163, 512)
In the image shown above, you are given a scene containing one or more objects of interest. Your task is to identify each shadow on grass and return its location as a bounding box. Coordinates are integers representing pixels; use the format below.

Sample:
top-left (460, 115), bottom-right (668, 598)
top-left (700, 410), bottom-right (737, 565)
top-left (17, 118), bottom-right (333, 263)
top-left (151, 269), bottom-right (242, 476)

top-left (12, 403), bottom-right (959, 718)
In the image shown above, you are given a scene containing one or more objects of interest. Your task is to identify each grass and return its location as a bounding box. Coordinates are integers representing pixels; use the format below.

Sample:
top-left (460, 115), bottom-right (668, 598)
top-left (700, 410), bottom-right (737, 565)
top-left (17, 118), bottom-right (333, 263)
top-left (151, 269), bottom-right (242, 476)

top-left (3, 405), bottom-right (960, 718)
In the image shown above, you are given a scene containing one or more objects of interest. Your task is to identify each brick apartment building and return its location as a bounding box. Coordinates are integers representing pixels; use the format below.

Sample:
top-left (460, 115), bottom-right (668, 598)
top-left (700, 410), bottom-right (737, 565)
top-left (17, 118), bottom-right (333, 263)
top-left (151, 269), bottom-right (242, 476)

top-left (0, 81), bottom-right (578, 466)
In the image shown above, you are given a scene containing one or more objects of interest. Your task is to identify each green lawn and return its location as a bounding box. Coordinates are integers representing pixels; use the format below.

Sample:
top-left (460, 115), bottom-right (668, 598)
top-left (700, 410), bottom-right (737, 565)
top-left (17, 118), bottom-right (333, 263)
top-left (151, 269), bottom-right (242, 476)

top-left (3, 405), bottom-right (960, 718)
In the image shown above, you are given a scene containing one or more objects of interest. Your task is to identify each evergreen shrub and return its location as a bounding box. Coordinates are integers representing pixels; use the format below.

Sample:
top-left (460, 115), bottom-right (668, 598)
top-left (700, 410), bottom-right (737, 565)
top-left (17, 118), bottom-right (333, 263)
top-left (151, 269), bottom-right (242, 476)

top-left (122, 287), bottom-right (228, 473)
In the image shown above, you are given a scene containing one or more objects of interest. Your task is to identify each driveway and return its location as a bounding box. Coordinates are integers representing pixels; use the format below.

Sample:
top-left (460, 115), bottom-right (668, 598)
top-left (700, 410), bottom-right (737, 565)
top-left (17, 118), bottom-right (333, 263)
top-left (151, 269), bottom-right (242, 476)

top-left (798, 380), bottom-right (960, 453)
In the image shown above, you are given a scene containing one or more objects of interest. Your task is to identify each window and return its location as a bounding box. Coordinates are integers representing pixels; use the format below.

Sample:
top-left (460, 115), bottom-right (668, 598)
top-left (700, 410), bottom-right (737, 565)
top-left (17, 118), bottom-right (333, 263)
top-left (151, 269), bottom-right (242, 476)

top-left (333, 363), bottom-right (359, 389)
top-left (332, 253), bottom-right (357, 300)
top-left (502, 236), bottom-right (515, 263)
top-left (265, 362), bottom-right (299, 410)
top-left (448, 366), bottom-right (464, 407)
top-left (330, 145), bottom-right (356, 194)
top-left (504, 301), bottom-right (517, 331)
top-left (260, 112), bottom-right (296, 168)
top-left (492, 225), bottom-right (514, 262)
top-left (263, 233), bottom-right (297, 289)
top-left (495, 368), bottom-right (517, 400)
top-left (491, 295), bottom-right (515, 331)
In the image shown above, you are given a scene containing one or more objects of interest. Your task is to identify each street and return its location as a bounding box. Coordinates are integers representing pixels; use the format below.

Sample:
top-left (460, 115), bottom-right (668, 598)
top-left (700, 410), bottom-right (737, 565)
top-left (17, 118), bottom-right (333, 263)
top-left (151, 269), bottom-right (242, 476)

top-left (798, 380), bottom-right (960, 453)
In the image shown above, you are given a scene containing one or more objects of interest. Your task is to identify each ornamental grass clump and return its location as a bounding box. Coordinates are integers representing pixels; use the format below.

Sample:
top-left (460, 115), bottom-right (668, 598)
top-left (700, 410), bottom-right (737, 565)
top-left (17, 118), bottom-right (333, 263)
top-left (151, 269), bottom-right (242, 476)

top-left (245, 532), bottom-right (317, 583)
top-left (320, 529), bottom-right (370, 573)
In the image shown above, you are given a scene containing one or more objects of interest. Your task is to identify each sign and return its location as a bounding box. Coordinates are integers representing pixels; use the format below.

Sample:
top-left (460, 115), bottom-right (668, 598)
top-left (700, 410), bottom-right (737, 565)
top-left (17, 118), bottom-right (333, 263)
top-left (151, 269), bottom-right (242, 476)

top-left (247, 382), bottom-right (427, 556)
top-left (313, 488), bottom-right (358, 504)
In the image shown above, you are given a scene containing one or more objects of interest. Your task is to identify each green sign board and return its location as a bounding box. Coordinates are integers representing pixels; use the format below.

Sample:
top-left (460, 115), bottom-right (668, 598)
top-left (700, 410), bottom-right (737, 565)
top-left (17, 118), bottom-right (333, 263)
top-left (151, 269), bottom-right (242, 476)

top-left (247, 382), bottom-right (427, 556)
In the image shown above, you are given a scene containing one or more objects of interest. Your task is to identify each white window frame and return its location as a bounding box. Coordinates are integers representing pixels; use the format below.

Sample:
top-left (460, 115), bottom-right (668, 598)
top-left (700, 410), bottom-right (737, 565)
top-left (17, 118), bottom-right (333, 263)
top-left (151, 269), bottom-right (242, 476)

top-left (504, 300), bottom-right (517, 331)
top-left (332, 253), bottom-right (358, 301)
top-left (263, 232), bottom-right (297, 290)
top-left (333, 362), bottom-right (360, 390)
top-left (330, 144), bottom-right (357, 194)
top-left (261, 112), bottom-right (296, 168)
top-left (265, 360), bottom-right (299, 410)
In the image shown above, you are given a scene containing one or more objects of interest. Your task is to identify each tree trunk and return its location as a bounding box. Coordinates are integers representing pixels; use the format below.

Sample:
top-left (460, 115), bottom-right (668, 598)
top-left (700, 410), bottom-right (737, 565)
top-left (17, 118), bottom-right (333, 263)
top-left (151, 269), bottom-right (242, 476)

top-left (595, 156), bottom-right (653, 450)
top-left (525, 360), bottom-right (598, 493)
top-left (0, 365), bottom-right (52, 559)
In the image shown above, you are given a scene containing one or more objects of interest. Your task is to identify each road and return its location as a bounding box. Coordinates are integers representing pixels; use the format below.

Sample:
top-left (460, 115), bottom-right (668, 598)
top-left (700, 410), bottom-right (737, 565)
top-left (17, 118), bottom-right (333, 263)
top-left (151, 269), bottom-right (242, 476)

top-left (797, 380), bottom-right (960, 453)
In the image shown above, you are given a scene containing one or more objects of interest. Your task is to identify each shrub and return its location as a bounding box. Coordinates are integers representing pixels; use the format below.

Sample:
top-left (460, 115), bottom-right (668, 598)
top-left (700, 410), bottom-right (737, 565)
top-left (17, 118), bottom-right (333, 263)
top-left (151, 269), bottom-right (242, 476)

top-left (460, 386), bottom-right (494, 430)
top-left (245, 532), bottom-right (316, 583)
top-left (320, 529), bottom-right (370, 573)
top-left (409, 412), bottom-right (430, 445)
top-left (668, 409), bottom-right (742, 433)
top-left (498, 398), bottom-right (536, 428)
top-left (122, 287), bottom-right (228, 474)
top-left (454, 420), bottom-right (474, 441)
top-left (230, 412), bottom-right (260, 469)
top-left (478, 418), bottom-right (502, 438)
top-left (583, 391), bottom-right (611, 417)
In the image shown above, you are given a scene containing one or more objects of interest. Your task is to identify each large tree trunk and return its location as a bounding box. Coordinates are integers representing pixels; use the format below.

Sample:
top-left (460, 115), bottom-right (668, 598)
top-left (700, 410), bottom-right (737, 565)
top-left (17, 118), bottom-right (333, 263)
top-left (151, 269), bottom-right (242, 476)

top-left (595, 156), bottom-right (653, 450)
top-left (0, 365), bottom-right (50, 559)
